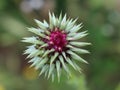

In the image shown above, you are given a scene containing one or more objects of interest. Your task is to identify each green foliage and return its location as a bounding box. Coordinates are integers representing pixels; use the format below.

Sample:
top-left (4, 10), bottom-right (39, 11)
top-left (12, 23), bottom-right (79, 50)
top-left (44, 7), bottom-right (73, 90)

top-left (116, 83), bottom-right (120, 90)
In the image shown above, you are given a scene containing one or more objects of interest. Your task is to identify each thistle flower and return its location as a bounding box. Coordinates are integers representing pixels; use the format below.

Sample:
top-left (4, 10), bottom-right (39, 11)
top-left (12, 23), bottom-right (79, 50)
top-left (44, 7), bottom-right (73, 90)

top-left (22, 12), bottom-right (90, 82)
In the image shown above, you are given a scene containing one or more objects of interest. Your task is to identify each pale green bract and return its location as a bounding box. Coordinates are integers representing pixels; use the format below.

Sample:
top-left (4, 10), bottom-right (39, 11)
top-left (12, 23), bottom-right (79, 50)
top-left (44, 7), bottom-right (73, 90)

top-left (22, 12), bottom-right (91, 82)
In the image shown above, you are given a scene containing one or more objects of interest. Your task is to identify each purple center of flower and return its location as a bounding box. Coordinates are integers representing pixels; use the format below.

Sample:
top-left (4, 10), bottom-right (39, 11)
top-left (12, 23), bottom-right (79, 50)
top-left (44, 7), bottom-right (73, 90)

top-left (48, 28), bottom-right (67, 52)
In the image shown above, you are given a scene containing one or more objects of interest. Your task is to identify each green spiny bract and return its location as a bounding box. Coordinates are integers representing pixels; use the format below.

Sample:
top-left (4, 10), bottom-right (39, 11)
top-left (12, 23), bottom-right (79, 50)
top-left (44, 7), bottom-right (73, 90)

top-left (22, 12), bottom-right (91, 82)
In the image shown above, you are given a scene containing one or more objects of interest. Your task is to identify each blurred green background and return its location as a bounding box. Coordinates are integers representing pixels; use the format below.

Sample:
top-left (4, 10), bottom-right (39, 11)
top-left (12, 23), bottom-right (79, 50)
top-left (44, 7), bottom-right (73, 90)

top-left (0, 0), bottom-right (120, 90)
